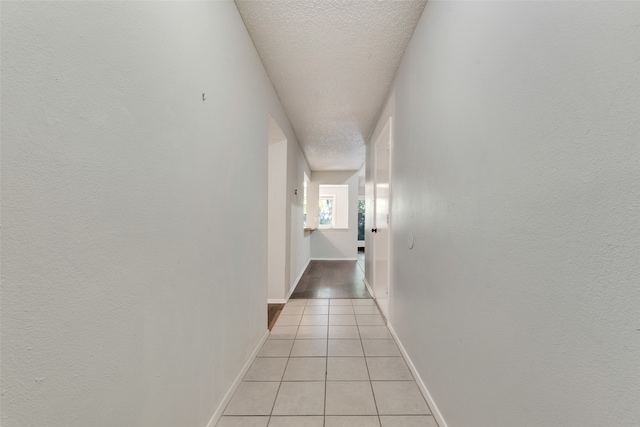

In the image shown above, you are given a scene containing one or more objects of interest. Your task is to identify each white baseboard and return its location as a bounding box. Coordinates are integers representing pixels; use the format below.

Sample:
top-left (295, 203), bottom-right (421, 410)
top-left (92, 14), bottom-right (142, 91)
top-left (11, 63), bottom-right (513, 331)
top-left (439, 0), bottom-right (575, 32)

top-left (363, 277), bottom-right (374, 298)
top-left (387, 323), bottom-right (448, 427)
top-left (311, 257), bottom-right (358, 261)
top-left (206, 330), bottom-right (269, 427)
top-left (285, 284), bottom-right (296, 301)
top-left (268, 259), bottom-right (311, 304)
top-left (288, 259), bottom-right (311, 299)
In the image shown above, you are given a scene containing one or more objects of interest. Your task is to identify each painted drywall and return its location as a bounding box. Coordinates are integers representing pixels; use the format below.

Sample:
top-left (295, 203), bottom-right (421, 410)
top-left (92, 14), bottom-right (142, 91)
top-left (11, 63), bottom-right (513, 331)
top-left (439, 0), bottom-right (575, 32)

top-left (287, 134), bottom-right (312, 296)
top-left (310, 171), bottom-right (359, 259)
top-left (376, 1), bottom-right (640, 426)
top-left (267, 122), bottom-right (288, 301)
top-left (267, 115), bottom-right (311, 302)
top-left (0, 2), bottom-right (299, 426)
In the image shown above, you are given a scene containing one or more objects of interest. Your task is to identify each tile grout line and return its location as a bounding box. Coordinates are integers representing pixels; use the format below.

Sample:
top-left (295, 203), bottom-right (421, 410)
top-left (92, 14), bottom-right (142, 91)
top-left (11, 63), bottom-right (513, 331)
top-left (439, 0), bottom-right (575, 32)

top-left (359, 322), bottom-right (385, 426)
top-left (323, 307), bottom-right (329, 427)
top-left (269, 299), bottom-right (306, 422)
top-left (272, 298), bottom-right (407, 426)
top-left (224, 298), bottom-right (407, 425)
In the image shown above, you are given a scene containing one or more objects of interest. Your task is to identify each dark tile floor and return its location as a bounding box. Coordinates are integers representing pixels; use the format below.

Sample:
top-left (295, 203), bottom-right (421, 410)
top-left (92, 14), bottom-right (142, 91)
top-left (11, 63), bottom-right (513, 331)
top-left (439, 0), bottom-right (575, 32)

top-left (290, 260), bottom-right (370, 299)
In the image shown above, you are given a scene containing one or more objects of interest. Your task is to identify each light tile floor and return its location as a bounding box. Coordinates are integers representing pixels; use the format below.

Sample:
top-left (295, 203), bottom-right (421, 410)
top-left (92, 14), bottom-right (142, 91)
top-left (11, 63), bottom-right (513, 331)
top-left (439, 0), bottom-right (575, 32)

top-left (217, 299), bottom-right (438, 427)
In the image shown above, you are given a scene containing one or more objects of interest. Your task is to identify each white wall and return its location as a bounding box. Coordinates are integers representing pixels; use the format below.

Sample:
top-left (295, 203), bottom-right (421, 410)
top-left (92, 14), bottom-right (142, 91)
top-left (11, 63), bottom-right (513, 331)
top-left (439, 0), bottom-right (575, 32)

top-left (310, 171), bottom-right (359, 259)
top-left (0, 2), bottom-right (298, 426)
top-left (287, 137), bottom-right (312, 296)
top-left (375, 2), bottom-right (640, 427)
top-left (268, 123), bottom-right (288, 301)
top-left (267, 115), bottom-right (311, 302)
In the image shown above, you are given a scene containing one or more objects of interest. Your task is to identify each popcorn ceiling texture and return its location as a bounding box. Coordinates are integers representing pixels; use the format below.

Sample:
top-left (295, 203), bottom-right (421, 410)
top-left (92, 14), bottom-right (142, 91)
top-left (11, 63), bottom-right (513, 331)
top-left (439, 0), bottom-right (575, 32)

top-left (235, 0), bottom-right (427, 171)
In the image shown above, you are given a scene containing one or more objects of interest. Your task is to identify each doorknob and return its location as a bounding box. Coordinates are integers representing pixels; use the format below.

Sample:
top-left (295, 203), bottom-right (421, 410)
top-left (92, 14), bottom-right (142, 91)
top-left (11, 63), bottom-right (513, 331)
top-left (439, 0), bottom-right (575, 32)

top-left (371, 228), bottom-right (378, 233)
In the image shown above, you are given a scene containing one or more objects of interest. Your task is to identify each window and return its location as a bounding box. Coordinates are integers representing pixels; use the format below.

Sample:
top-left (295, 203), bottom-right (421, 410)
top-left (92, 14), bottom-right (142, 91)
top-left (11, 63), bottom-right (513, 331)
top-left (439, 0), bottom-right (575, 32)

top-left (358, 199), bottom-right (365, 241)
top-left (318, 184), bottom-right (349, 229)
top-left (318, 195), bottom-right (335, 227)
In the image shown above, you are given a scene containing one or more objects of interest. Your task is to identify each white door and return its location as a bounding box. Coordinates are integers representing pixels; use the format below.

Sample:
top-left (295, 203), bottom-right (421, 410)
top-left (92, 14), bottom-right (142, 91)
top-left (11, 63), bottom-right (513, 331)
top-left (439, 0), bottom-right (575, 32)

top-left (373, 120), bottom-right (391, 318)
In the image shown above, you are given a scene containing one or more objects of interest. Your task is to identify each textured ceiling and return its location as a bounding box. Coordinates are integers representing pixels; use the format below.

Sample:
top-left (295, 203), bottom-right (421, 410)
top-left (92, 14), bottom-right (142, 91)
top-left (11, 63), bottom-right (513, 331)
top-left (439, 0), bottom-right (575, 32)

top-left (235, 0), bottom-right (427, 171)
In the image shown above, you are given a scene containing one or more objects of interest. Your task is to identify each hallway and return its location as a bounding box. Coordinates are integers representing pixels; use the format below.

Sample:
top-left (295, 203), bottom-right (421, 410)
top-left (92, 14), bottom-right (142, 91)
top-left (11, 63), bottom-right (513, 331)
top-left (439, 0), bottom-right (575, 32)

top-left (3, 2), bottom-right (639, 426)
top-left (218, 298), bottom-right (437, 427)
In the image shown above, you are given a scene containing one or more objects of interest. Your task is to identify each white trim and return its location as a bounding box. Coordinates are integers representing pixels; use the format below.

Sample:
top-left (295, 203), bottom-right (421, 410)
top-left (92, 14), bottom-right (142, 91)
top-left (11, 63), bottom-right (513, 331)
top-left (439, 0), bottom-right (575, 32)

top-left (387, 323), bottom-right (448, 427)
top-left (206, 329), bottom-right (270, 427)
top-left (372, 117), bottom-right (392, 303)
top-left (311, 257), bottom-right (358, 261)
top-left (291, 259), bottom-right (311, 293)
top-left (285, 258), bottom-right (311, 301)
top-left (363, 277), bottom-right (374, 298)
top-left (386, 118), bottom-right (394, 318)
top-left (268, 258), bottom-right (311, 304)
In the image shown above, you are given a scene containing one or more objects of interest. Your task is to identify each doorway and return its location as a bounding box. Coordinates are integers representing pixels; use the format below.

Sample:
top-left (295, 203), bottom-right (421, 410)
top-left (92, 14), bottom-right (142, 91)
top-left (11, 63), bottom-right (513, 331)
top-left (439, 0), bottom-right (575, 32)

top-left (267, 115), bottom-right (288, 326)
top-left (373, 118), bottom-right (391, 319)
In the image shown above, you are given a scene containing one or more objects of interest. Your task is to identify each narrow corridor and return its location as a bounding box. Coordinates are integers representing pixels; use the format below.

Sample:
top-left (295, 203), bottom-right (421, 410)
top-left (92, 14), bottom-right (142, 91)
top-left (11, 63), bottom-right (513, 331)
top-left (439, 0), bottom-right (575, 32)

top-left (217, 298), bottom-right (438, 427)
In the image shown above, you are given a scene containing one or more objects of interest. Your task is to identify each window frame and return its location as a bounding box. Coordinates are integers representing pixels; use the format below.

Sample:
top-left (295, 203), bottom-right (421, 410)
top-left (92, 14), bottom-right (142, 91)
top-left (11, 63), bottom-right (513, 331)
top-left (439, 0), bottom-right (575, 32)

top-left (318, 194), bottom-right (336, 228)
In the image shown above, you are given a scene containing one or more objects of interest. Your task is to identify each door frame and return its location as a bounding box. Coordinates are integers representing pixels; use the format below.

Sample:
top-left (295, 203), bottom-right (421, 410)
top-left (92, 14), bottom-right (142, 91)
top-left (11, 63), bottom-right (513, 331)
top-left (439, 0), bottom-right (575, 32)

top-left (267, 115), bottom-right (289, 306)
top-left (372, 117), bottom-right (393, 316)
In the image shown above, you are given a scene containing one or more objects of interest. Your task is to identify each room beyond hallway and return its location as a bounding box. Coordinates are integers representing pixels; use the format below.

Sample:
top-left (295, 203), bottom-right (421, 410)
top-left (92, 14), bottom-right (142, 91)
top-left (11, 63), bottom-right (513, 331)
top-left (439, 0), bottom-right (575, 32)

top-left (217, 298), bottom-right (438, 427)
top-left (290, 261), bottom-right (369, 299)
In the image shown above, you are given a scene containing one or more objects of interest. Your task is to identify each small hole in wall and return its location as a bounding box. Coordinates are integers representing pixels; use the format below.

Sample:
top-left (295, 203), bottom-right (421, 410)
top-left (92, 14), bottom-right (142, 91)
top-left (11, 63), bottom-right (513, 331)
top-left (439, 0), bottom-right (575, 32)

top-left (202, 93), bottom-right (206, 102)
